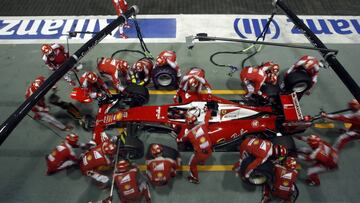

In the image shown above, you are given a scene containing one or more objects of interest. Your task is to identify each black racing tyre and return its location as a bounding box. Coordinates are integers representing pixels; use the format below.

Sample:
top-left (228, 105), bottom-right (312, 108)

top-left (271, 136), bottom-right (297, 156)
top-left (152, 65), bottom-right (178, 90)
top-left (284, 70), bottom-right (312, 93)
top-left (82, 114), bottom-right (95, 131)
top-left (177, 141), bottom-right (194, 152)
top-left (124, 84), bottom-right (149, 107)
top-left (146, 143), bottom-right (180, 160)
top-left (240, 155), bottom-right (274, 185)
top-left (118, 135), bottom-right (144, 160)
top-left (261, 83), bottom-right (281, 98)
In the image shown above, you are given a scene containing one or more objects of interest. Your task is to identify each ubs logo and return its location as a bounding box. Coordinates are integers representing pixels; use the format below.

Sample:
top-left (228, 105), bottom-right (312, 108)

top-left (234, 18), bottom-right (280, 39)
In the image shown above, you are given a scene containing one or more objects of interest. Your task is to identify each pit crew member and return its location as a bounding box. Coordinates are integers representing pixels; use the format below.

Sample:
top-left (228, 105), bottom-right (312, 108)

top-left (97, 57), bottom-right (129, 92)
top-left (295, 135), bottom-right (338, 186)
top-left (78, 71), bottom-right (112, 100)
top-left (114, 159), bottom-right (152, 203)
top-left (146, 144), bottom-right (180, 186)
top-left (285, 55), bottom-right (323, 94)
top-left (322, 99), bottom-right (360, 151)
top-left (79, 141), bottom-right (116, 185)
top-left (177, 107), bottom-right (213, 184)
top-left (259, 62), bottom-right (280, 85)
top-left (179, 67), bottom-right (211, 95)
top-left (232, 137), bottom-right (288, 179)
top-left (111, 0), bottom-right (130, 39)
top-left (155, 50), bottom-right (181, 79)
top-left (45, 133), bottom-right (80, 175)
top-left (261, 157), bottom-right (299, 203)
top-left (240, 61), bottom-right (280, 98)
top-left (26, 76), bottom-right (72, 131)
top-left (127, 58), bottom-right (153, 86)
top-left (41, 43), bottom-right (81, 86)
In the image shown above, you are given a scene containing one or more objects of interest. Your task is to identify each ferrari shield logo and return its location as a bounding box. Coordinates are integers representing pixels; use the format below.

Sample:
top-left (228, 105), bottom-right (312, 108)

top-left (157, 172), bottom-right (163, 178)
top-left (87, 155), bottom-right (92, 161)
top-left (124, 184), bottom-right (131, 190)
top-left (200, 137), bottom-right (206, 143)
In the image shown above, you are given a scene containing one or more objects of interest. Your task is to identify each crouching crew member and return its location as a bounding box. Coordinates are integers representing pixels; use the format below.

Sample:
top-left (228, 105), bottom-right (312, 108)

top-left (261, 157), bottom-right (299, 203)
top-left (46, 133), bottom-right (80, 175)
top-left (233, 137), bottom-right (288, 179)
top-left (80, 141), bottom-right (116, 185)
top-left (146, 144), bottom-right (179, 186)
top-left (114, 159), bottom-right (151, 203)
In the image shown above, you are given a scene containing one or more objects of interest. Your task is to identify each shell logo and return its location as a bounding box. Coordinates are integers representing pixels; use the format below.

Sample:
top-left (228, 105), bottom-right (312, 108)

top-left (200, 137), bottom-right (206, 143)
top-left (116, 112), bottom-right (123, 121)
top-left (87, 155), bottom-right (92, 161)
top-left (283, 180), bottom-right (289, 186)
top-left (221, 109), bottom-right (227, 115)
top-left (253, 139), bottom-right (259, 145)
top-left (157, 172), bottom-right (163, 178)
top-left (124, 184), bottom-right (131, 190)
top-left (51, 151), bottom-right (57, 156)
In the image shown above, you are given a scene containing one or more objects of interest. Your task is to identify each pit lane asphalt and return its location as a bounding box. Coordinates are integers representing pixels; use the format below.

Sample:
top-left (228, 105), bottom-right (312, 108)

top-left (0, 43), bottom-right (359, 203)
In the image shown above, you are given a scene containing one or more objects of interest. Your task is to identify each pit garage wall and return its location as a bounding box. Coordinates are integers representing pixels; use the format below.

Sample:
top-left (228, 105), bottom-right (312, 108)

top-left (0, 15), bottom-right (359, 44)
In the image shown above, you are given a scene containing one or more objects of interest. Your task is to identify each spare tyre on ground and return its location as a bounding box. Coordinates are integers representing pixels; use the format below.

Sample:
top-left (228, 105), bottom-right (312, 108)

top-left (152, 65), bottom-right (178, 90)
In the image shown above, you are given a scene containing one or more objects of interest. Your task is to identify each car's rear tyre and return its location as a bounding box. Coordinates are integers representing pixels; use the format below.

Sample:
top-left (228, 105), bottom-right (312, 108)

top-left (152, 65), bottom-right (178, 90)
top-left (146, 143), bottom-right (180, 160)
top-left (284, 70), bottom-right (312, 93)
top-left (261, 83), bottom-right (281, 98)
top-left (240, 155), bottom-right (274, 185)
top-left (259, 83), bottom-right (281, 105)
top-left (118, 135), bottom-right (144, 160)
top-left (124, 84), bottom-right (149, 107)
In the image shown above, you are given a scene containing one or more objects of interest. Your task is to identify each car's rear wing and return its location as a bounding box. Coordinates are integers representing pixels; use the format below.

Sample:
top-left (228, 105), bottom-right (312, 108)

top-left (280, 93), bottom-right (303, 121)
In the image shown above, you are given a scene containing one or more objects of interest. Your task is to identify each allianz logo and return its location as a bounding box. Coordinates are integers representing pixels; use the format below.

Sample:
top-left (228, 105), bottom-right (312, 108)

top-left (234, 17), bottom-right (360, 39)
top-left (0, 18), bottom-right (119, 38)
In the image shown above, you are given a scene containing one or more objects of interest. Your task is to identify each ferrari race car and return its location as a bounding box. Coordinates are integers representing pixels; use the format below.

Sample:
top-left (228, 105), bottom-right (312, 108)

top-left (94, 85), bottom-right (309, 151)
top-left (89, 82), bottom-right (312, 185)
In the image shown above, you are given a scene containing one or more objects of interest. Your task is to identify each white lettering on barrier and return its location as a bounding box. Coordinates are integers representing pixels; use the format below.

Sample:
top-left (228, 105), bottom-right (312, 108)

top-left (0, 20), bottom-right (18, 35)
top-left (0, 15), bottom-right (359, 44)
top-left (17, 20), bottom-right (41, 35)
top-left (41, 19), bottom-right (64, 35)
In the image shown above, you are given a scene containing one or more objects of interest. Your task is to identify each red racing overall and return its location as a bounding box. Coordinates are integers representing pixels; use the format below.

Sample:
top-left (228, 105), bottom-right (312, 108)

top-left (180, 110), bottom-right (212, 181)
top-left (146, 156), bottom-right (177, 186)
top-left (262, 164), bottom-right (299, 203)
top-left (114, 167), bottom-right (151, 203)
top-left (46, 141), bottom-right (78, 175)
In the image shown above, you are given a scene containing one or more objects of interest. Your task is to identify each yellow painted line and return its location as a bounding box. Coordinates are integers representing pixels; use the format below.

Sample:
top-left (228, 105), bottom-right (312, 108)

top-left (149, 90), bottom-right (246, 95)
top-left (314, 123), bottom-right (351, 129)
top-left (344, 123), bottom-right (352, 129)
top-left (314, 123), bottom-right (335, 129)
top-left (110, 89), bottom-right (245, 95)
top-left (138, 165), bottom-right (233, 172)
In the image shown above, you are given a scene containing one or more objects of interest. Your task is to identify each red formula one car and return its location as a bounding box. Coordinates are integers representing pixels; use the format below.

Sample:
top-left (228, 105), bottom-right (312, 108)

top-left (88, 72), bottom-right (313, 184)
top-left (95, 88), bottom-right (308, 150)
